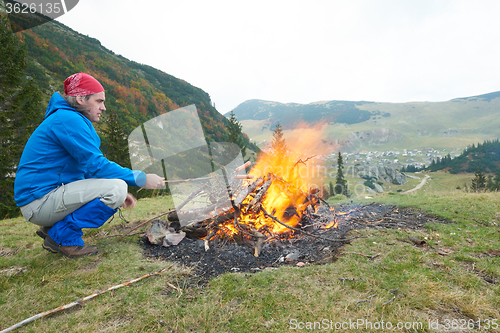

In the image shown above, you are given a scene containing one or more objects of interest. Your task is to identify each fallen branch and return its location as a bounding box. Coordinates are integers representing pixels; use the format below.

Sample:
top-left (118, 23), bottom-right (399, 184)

top-left (0, 267), bottom-right (172, 333)
top-left (355, 294), bottom-right (377, 306)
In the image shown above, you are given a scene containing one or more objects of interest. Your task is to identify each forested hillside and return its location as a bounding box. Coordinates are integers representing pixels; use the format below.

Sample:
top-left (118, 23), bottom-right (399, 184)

top-left (426, 139), bottom-right (500, 174)
top-left (0, 10), bottom-right (255, 217)
top-left (19, 21), bottom-right (226, 139)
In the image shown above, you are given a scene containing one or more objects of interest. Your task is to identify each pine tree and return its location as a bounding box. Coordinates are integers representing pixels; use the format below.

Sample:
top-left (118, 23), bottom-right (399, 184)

top-left (487, 174), bottom-right (494, 192)
top-left (470, 167), bottom-right (486, 192)
top-left (0, 14), bottom-right (42, 218)
top-left (101, 109), bottom-right (130, 169)
top-left (335, 152), bottom-right (349, 196)
top-left (225, 110), bottom-right (247, 159)
top-left (271, 123), bottom-right (288, 158)
top-left (493, 171), bottom-right (500, 191)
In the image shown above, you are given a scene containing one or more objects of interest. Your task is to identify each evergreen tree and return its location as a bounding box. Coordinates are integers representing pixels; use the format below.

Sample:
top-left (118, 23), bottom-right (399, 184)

top-left (335, 152), bottom-right (349, 196)
top-left (487, 174), bottom-right (494, 191)
top-left (225, 110), bottom-right (247, 159)
top-left (0, 15), bottom-right (42, 218)
top-left (101, 109), bottom-right (130, 168)
top-left (329, 181), bottom-right (334, 197)
top-left (271, 122), bottom-right (288, 158)
top-left (493, 171), bottom-right (500, 191)
top-left (470, 167), bottom-right (487, 192)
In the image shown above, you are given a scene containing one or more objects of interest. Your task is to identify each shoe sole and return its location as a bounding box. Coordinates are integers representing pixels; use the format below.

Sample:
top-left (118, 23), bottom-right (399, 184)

top-left (36, 229), bottom-right (48, 239)
top-left (42, 240), bottom-right (58, 253)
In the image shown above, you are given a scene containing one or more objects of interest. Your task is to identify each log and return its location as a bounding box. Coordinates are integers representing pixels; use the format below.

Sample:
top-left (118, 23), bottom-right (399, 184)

top-left (233, 176), bottom-right (265, 206)
top-left (247, 179), bottom-right (272, 213)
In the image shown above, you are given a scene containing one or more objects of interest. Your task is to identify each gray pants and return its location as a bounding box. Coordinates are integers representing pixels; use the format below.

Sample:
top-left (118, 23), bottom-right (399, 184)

top-left (20, 179), bottom-right (127, 227)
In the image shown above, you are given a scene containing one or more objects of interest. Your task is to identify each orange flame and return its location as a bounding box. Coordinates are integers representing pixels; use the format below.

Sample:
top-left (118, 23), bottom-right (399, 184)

top-left (220, 123), bottom-right (338, 238)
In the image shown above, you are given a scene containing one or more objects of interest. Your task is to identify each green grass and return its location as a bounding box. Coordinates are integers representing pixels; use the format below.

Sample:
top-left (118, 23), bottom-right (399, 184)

top-left (1, 172), bottom-right (499, 332)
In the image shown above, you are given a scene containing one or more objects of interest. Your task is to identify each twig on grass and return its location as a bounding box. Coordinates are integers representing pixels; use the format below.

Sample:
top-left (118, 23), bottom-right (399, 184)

top-left (344, 252), bottom-right (380, 259)
top-left (166, 282), bottom-right (183, 297)
top-left (0, 266), bottom-right (172, 333)
top-left (382, 296), bottom-right (396, 305)
top-left (375, 288), bottom-right (403, 309)
top-left (355, 294), bottom-right (377, 306)
top-left (338, 277), bottom-right (356, 286)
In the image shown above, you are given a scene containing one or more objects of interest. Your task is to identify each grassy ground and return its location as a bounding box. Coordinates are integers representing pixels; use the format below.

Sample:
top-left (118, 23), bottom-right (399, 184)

top-left (1, 172), bottom-right (499, 332)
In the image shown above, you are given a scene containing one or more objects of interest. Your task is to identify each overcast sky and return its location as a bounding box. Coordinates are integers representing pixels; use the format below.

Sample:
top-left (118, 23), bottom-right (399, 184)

top-left (57, 0), bottom-right (500, 115)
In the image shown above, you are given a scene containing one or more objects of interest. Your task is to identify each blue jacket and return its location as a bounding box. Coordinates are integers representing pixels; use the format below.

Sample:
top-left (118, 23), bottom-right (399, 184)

top-left (14, 93), bottom-right (146, 207)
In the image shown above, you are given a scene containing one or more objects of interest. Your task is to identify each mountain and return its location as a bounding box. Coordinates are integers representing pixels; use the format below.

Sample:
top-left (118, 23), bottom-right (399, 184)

top-left (229, 95), bottom-right (500, 152)
top-left (10, 13), bottom-right (254, 154)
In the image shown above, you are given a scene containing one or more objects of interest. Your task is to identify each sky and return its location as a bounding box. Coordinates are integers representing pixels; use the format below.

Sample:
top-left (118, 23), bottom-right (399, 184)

top-left (57, 0), bottom-right (500, 115)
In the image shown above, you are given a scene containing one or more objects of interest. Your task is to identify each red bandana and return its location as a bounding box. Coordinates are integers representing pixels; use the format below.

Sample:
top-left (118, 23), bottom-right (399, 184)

top-left (64, 73), bottom-right (104, 96)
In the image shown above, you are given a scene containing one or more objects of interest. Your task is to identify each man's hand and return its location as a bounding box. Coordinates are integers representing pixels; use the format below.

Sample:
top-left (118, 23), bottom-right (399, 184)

top-left (144, 173), bottom-right (165, 189)
top-left (123, 193), bottom-right (137, 209)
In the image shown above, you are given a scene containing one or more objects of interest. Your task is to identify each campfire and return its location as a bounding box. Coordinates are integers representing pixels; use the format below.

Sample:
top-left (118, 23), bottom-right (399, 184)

top-left (145, 125), bottom-right (341, 257)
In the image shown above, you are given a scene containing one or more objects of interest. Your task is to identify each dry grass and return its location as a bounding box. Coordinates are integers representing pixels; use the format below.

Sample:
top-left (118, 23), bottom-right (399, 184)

top-left (0, 172), bottom-right (499, 332)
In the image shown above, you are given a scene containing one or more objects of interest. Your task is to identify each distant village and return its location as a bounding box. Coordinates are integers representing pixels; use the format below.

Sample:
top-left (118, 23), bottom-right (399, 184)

top-left (320, 147), bottom-right (465, 194)
top-left (335, 147), bottom-right (464, 171)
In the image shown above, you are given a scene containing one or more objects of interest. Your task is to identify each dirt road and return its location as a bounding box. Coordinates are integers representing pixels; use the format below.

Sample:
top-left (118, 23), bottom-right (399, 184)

top-left (403, 175), bottom-right (430, 194)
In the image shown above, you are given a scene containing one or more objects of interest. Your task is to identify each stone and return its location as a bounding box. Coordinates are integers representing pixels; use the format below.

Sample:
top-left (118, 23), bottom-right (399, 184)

top-left (145, 219), bottom-right (186, 247)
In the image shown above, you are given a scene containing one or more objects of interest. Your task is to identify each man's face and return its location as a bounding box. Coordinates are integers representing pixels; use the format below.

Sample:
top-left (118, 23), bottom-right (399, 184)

top-left (79, 92), bottom-right (106, 122)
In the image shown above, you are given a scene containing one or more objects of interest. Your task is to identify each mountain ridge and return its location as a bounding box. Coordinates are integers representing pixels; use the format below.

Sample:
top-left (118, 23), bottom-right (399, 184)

top-left (228, 93), bottom-right (500, 152)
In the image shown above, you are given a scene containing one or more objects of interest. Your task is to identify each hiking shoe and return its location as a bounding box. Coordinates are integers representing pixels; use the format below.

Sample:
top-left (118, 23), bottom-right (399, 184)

top-left (43, 236), bottom-right (98, 258)
top-left (36, 226), bottom-right (51, 239)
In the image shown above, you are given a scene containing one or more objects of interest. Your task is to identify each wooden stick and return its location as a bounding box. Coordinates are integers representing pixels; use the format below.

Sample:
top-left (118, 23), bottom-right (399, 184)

top-left (235, 161), bottom-right (251, 172)
top-left (163, 173), bottom-right (253, 184)
top-left (164, 175), bottom-right (223, 184)
top-left (0, 267), bottom-right (172, 333)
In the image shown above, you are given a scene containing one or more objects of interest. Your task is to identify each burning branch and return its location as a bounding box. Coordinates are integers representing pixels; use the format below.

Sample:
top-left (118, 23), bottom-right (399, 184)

top-left (293, 154), bottom-right (317, 167)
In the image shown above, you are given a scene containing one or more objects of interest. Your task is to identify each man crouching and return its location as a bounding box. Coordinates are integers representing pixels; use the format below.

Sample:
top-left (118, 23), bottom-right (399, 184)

top-left (14, 73), bottom-right (164, 258)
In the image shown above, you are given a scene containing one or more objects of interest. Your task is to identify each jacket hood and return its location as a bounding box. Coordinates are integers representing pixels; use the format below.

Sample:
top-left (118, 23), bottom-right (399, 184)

top-left (45, 92), bottom-right (75, 119)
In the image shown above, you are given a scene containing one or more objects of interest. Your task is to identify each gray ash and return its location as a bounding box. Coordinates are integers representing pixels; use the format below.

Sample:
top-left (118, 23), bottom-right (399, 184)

top-left (141, 203), bottom-right (451, 283)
